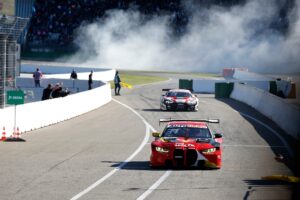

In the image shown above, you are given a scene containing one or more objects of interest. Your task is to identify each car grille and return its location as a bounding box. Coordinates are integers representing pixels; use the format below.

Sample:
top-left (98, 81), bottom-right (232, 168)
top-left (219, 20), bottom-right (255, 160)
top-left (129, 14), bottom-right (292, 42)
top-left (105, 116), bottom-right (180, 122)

top-left (173, 149), bottom-right (198, 167)
top-left (174, 149), bottom-right (184, 166)
top-left (186, 149), bottom-right (198, 166)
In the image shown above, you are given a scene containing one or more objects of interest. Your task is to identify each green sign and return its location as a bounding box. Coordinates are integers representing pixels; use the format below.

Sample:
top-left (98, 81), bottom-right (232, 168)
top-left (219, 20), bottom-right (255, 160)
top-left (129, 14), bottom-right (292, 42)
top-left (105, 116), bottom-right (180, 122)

top-left (7, 90), bottom-right (24, 105)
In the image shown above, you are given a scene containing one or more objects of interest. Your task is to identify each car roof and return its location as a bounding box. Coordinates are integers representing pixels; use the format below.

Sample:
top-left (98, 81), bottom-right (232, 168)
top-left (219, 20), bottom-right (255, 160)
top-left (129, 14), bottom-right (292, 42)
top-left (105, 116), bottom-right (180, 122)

top-left (167, 121), bottom-right (208, 128)
top-left (167, 89), bottom-right (191, 93)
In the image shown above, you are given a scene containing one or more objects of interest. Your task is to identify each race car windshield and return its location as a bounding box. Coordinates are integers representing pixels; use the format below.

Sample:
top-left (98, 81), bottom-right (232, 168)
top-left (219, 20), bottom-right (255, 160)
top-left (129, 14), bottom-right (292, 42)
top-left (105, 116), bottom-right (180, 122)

top-left (162, 127), bottom-right (211, 139)
top-left (166, 92), bottom-right (191, 98)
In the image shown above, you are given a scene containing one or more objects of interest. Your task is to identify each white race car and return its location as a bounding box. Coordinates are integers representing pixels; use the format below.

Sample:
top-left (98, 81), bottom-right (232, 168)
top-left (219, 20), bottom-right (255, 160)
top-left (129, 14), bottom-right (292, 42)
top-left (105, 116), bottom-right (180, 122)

top-left (160, 89), bottom-right (199, 111)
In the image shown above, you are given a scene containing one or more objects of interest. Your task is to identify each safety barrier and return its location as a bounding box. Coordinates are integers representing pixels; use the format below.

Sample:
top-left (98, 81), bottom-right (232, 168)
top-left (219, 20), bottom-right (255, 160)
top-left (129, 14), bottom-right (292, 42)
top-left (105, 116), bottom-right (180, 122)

top-left (192, 79), bottom-right (272, 93)
top-left (0, 67), bottom-right (115, 136)
top-left (21, 64), bottom-right (115, 82)
top-left (233, 69), bottom-right (271, 81)
top-left (0, 81), bottom-right (112, 136)
top-left (230, 83), bottom-right (300, 140)
top-left (192, 79), bottom-right (226, 93)
top-left (16, 77), bottom-right (103, 93)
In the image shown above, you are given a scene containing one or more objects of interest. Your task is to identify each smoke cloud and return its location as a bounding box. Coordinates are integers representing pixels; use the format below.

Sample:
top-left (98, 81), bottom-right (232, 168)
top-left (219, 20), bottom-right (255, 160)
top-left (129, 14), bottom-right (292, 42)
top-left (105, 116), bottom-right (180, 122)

top-left (64, 0), bottom-right (300, 74)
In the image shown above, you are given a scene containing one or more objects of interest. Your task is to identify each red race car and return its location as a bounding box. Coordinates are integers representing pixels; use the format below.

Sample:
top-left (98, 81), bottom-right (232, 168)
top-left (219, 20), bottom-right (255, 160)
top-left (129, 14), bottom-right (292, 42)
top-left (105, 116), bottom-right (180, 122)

top-left (150, 119), bottom-right (223, 169)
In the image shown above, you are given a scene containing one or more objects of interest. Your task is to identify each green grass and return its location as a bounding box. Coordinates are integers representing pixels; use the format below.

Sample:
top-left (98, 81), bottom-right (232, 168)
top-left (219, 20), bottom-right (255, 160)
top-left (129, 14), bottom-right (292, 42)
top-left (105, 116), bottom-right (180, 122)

top-left (110, 73), bottom-right (168, 89)
top-left (192, 73), bottom-right (222, 78)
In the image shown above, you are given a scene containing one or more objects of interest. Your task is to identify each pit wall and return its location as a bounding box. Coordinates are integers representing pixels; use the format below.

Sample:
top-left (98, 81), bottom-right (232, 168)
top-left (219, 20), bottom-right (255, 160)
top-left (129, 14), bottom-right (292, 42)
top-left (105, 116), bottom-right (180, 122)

top-left (22, 64), bottom-right (116, 82)
top-left (0, 68), bottom-right (115, 136)
top-left (192, 79), bottom-right (270, 93)
top-left (0, 82), bottom-right (112, 136)
top-left (16, 77), bottom-right (103, 93)
top-left (233, 69), bottom-right (272, 81)
top-left (230, 83), bottom-right (300, 140)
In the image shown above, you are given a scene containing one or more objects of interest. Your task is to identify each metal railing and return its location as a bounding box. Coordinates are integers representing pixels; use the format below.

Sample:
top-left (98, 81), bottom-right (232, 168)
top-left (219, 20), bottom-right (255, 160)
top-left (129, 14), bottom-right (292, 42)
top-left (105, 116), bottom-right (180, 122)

top-left (0, 15), bottom-right (29, 108)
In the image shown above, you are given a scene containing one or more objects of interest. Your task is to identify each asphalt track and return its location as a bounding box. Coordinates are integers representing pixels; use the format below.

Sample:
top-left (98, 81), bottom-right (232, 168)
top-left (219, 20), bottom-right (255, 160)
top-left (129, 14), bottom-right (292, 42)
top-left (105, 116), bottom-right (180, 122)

top-left (0, 74), bottom-right (297, 200)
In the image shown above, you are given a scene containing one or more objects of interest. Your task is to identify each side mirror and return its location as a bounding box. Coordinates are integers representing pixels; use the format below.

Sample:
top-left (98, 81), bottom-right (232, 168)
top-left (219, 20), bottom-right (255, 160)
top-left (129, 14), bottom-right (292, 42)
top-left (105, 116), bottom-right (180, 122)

top-left (214, 133), bottom-right (223, 138)
top-left (152, 132), bottom-right (160, 137)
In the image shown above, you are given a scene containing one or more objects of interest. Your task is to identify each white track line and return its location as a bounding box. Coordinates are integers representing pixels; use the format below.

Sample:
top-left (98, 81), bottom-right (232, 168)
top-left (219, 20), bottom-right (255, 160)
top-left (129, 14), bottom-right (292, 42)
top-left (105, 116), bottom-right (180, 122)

top-left (70, 99), bottom-right (155, 200)
top-left (239, 112), bottom-right (294, 158)
top-left (223, 144), bottom-right (287, 148)
top-left (136, 170), bottom-right (172, 200)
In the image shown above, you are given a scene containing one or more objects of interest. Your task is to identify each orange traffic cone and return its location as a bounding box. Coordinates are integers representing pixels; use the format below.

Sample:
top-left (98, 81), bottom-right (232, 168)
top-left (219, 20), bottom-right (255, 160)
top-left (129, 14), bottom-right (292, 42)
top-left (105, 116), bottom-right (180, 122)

top-left (0, 127), bottom-right (6, 141)
top-left (5, 127), bottom-right (26, 142)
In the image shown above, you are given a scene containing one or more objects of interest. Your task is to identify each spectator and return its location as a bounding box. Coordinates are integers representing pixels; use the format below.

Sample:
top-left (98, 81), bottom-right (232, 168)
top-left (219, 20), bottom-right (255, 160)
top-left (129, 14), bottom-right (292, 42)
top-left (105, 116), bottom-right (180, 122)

top-left (33, 68), bottom-right (43, 87)
top-left (88, 70), bottom-right (93, 90)
top-left (51, 83), bottom-right (61, 98)
top-left (114, 70), bottom-right (121, 95)
top-left (51, 83), bottom-right (70, 98)
top-left (26, 0), bottom-right (189, 47)
top-left (41, 84), bottom-right (53, 100)
top-left (70, 69), bottom-right (78, 79)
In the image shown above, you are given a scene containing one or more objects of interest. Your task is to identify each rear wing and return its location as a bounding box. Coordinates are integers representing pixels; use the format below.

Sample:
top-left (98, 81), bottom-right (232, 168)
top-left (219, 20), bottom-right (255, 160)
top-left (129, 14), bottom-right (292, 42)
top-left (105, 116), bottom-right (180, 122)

top-left (159, 118), bottom-right (220, 125)
top-left (162, 89), bottom-right (172, 91)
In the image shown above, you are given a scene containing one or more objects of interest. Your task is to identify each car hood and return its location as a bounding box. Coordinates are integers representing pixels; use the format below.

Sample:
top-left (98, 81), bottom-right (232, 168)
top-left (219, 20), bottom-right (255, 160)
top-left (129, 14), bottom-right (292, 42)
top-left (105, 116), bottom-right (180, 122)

top-left (163, 96), bottom-right (192, 102)
top-left (154, 137), bottom-right (219, 150)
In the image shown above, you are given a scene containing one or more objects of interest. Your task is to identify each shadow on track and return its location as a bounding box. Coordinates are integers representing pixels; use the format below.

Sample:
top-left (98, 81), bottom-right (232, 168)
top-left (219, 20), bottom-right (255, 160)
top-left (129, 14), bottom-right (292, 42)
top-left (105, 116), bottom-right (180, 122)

top-left (217, 98), bottom-right (300, 200)
top-left (142, 108), bottom-right (163, 112)
top-left (217, 98), bottom-right (294, 164)
top-left (142, 108), bottom-right (196, 113)
top-left (101, 160), bottom-right (219, 171)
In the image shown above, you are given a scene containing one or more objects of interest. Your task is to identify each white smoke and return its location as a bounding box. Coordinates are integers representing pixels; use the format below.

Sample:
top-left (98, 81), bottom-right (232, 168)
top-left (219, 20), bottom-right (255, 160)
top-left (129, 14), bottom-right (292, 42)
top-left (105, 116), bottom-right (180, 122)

top-left (64, 0), bottom-right (300, 74)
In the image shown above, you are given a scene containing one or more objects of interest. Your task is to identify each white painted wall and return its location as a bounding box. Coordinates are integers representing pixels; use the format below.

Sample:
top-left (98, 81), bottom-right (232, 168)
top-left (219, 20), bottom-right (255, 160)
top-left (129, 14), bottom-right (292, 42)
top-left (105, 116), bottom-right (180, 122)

top-left (238, 81), bottom-right (270, 92)
top-left (0, 82), bottom-right (112, 136)
top-left (0, 67), bottom-right (115, 137)
top-left (230, 83), bottom-right (300, 139)
top-left (192, 79), bottom-right (270, 93)
top-left (192, 79), bottom-right (226, 93)
top-left (44, 70), bottom-right (116, 82)
top-left (233, 69), bottom-right (272, 81)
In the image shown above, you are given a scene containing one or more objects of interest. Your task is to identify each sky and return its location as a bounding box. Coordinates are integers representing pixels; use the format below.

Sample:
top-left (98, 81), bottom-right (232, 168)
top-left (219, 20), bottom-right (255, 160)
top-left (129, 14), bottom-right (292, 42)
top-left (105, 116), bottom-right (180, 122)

top-left (64, 0), bottom-right (300, 74)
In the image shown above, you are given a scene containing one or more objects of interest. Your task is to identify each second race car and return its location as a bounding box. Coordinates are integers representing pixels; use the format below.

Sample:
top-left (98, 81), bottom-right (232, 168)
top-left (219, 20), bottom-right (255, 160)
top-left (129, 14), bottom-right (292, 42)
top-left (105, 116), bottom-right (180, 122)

top-left (160, 89), bottom-right (199, 111)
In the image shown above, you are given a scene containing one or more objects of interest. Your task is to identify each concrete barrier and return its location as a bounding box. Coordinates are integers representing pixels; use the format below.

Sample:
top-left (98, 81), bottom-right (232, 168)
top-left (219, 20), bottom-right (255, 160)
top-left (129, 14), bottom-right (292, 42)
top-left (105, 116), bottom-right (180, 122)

top-left (17, 77), bottom-right (103, 94)
top-left (44, 70), bottom-right (116, 82)
top-left (193, 79), bottom-right (226, 93)
top-left (233, 69), bottom-right (272, 81)
top-left (0, 82), bottom-right (112, 136)
top-left (231, 83), bottom-right (300, 139)
top-left (0, 66), bottom-right (115, 136)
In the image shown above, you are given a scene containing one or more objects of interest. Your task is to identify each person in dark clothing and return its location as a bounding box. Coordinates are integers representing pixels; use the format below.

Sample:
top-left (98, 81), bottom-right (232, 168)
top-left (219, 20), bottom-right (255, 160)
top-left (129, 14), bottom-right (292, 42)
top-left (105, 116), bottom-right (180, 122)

top-left (51, 83), bottom-right (70, 98)
top-left (88, 70), bottom-right (93, 90)
top-left (41, 84), bottom-right (52, 100)
top-left (51, 84), bottom-right (62, 98)
top-left (114, 70), bottom-right (121, 95)
top-left (70, 69), bottom-right (78, 79)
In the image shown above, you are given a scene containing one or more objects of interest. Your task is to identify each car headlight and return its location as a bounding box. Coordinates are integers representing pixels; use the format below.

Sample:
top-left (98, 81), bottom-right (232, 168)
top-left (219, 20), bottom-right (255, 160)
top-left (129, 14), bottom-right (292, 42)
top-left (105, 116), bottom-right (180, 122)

top-left (155, 146), bottom-right (169, 153)
top-left (164, 99), bottom-right (173, 104)
top-left (187, 98), bottom-right (197, 105)
top-left (202, 148), bottom-right (216, 154)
